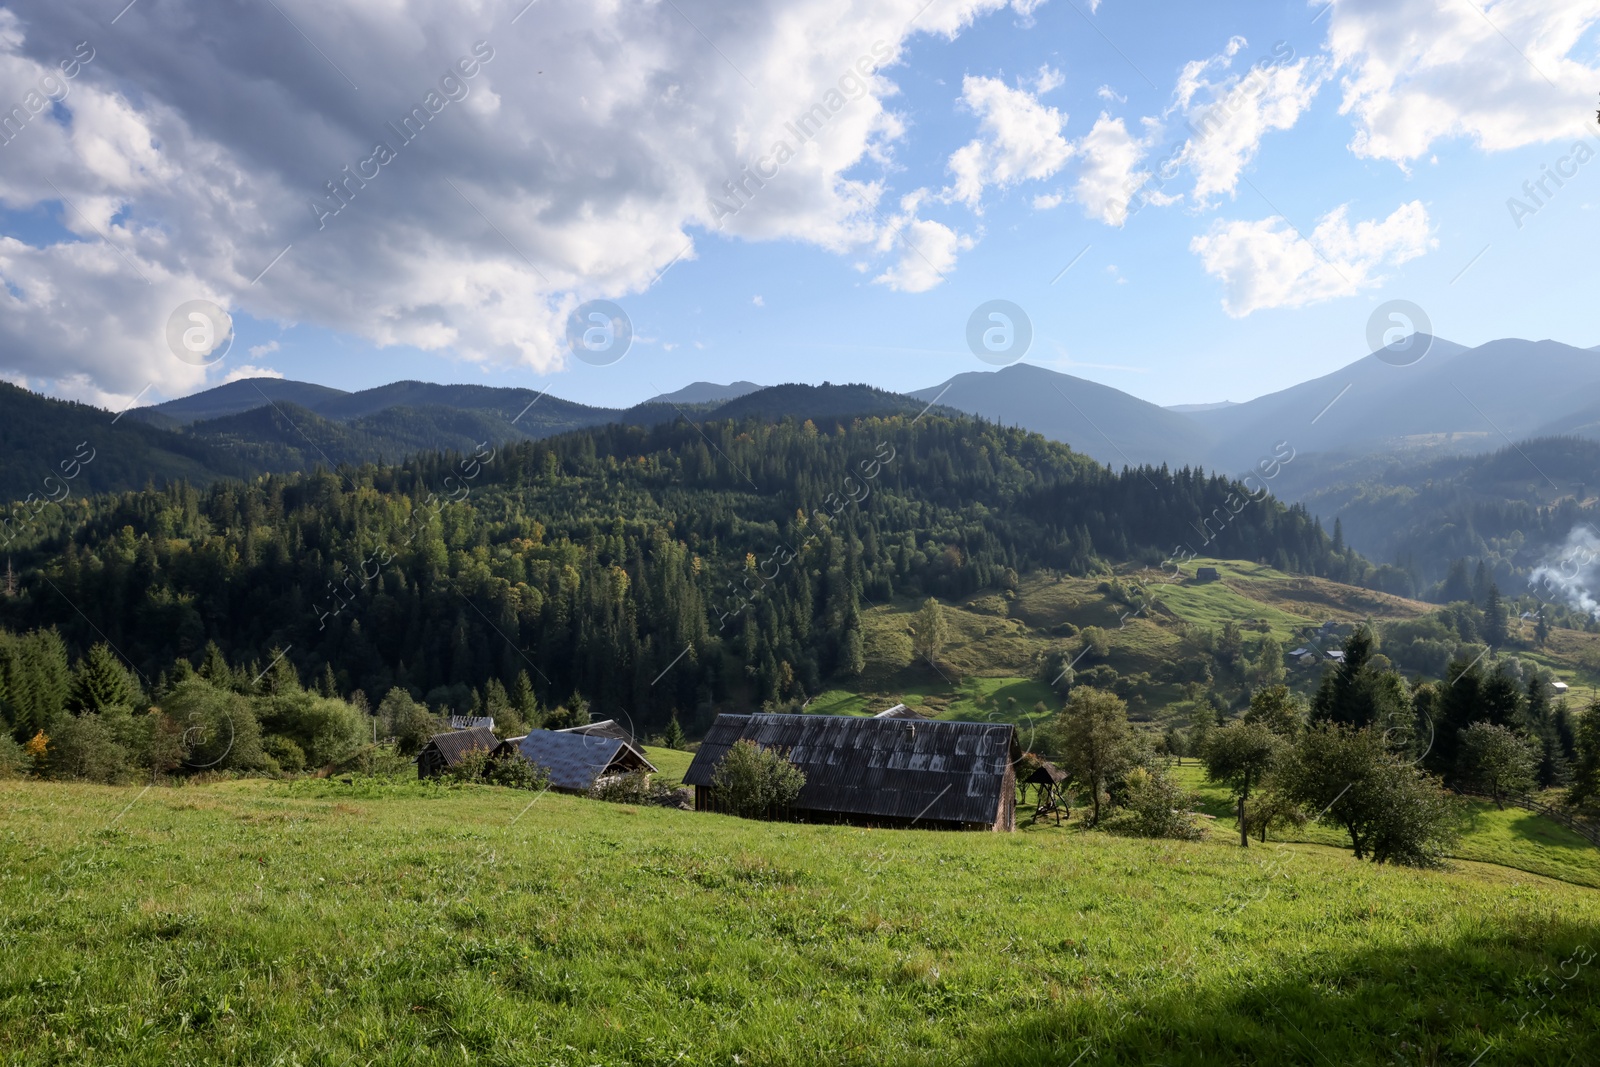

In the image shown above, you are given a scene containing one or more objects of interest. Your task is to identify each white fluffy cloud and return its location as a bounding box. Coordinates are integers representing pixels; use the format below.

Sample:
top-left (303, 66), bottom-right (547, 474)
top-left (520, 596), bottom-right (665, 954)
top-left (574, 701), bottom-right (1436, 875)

top-left (0, 0), bottom-right (1040, 406)
top-left (1189, 199), bottom-right (1433, 316)
top-left (1069, 114), bottom-right (1166, 226)
top-left (1328, 0), bottom-right (1600, 164)
top-left (945, 74), bottom-right (1072, 208)
top-left (872, 190), bottom-right (974, 292)
top-left (1169, 38), bottom-right (1327, 205)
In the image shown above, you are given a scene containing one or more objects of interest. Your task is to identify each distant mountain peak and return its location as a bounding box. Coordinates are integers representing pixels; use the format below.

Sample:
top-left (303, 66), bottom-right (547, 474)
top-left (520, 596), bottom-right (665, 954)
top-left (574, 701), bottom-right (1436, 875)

top-left (642, 381), bottom-right (764, 406)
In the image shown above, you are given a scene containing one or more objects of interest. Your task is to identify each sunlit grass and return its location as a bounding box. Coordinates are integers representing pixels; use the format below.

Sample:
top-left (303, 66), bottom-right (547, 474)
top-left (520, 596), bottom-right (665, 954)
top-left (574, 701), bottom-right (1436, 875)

top-left (2, 777), bottom-right (1597, 1065)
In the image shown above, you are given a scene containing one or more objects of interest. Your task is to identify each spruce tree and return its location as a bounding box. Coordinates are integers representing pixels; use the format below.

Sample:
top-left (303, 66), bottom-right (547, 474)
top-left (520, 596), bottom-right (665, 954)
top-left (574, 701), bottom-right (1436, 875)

top-left (68, 643), bottom-right (139, 714)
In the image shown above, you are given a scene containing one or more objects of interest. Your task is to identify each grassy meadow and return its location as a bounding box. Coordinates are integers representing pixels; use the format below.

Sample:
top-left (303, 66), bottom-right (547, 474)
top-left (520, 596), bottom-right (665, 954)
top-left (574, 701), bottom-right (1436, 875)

top-left (3, 776), bottom-right (1599, 1066)
top-left (816, 564), bottom-right (1600, 730)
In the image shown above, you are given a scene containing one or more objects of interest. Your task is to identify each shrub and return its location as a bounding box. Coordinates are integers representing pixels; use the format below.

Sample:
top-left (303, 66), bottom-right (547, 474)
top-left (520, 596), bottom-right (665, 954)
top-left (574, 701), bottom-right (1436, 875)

top-left (590, 769), bottom-right (655, 803)
top-left (710, 740), bottom-right (806, 819)
top-left (446, 748), bottom-right (492, 783)
top-left (0, 732), bottom-right (25, 778)
top-left (263, 735), bottom-right (307, 774)
top-left (487, 754), bottom-right (549, 790)
top-left (1107, 765), bottom-right (1203, 840)
top-left (45, 713), bottom-right (131, 783)
top-left (259, 692), bottom-right (367, 768)
top-left (161, 677), bottom-right (267, 772)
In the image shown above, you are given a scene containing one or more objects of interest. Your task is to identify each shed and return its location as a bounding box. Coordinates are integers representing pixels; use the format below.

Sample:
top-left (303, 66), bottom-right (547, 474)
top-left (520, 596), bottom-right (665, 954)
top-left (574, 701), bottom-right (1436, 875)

top-left (1326, 650), bottom-right (1346, 663)
top-left (873, 703), bottom-right (930, 720)
top-left (1196, 566), bottom-right (1220, 581)
top-left (418, 726), bottom-right (499, 778)
top-left (515, 729), bottom-right (656, 792)
top-left (1552, 681), bottom-right (1570, 693)
top-left (556, 718), bottom-right (636, 745)
top-left (682, 713), bottom-right (1019, 831)
top-left (449, 715), bottom-right (495, 731)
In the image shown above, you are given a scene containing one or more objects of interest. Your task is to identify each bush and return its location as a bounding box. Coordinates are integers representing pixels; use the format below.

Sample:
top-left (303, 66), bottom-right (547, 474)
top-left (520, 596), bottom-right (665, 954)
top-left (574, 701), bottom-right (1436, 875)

top-left (710, 740), bottom-right (806, 819)
top-left (45, 713), bottom-right (131, 783)
top-left (590, 769), bottom-right (656, 803)
top-left (0, 732), bottom-right (23, 778)
top-left (1107, 765), bottom-right (1203, 840)
top-left (446, 748), bottom-right (492, 783)
top-left (263, 735), bottom-right (307, 774)
top-left (161, 677), bottom-right (267, 772)
top-left (487, 754), bottom-right (549, 790)
top-left (259, 692), bottom-right (368, 768)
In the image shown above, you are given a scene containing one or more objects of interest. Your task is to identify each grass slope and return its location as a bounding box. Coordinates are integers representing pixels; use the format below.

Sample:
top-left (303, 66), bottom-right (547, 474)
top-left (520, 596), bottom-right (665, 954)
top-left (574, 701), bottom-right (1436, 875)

top-left (823, 563), bottom-right (1600, 729)
top-left (1169, 764), bottom-right (1600, 890)
top-left (2, 779), bottom-right (1597, 1066)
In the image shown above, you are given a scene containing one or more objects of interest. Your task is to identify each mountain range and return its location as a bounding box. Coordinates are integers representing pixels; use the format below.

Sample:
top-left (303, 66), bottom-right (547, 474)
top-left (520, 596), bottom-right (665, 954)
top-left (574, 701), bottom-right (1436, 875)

top-left (4, 336), bottom-right (1597, 594)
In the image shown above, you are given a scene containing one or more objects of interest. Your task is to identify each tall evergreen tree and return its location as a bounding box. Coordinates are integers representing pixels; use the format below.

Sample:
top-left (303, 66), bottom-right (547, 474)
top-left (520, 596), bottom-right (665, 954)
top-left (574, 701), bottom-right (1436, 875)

top-left (67, 643), bottom-right (140, 714)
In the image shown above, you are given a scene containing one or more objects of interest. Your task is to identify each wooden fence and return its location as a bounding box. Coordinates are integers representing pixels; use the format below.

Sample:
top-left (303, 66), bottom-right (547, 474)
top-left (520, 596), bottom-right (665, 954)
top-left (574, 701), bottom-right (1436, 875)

top-left (1452, 788), bottom-right (1600, 848)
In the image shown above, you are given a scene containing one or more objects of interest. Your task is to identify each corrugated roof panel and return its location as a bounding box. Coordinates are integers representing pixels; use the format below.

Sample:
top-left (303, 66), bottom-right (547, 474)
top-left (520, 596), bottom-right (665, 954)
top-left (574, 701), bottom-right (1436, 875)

top-left (681, 713), bottom-right (1017, 825)
top-left (515, 730), bottom-right (658, 792)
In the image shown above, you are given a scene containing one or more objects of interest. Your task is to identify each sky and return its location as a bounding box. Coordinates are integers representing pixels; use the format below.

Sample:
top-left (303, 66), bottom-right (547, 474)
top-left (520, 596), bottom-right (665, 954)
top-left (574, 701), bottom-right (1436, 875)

top-left (0, 0), bottom-right (1596, 414)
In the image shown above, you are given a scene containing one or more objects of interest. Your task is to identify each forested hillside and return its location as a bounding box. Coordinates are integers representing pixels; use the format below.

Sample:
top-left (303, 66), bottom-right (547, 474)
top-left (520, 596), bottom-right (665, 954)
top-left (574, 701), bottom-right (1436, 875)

top-left (1268, 436), bottom-right (1600, 599)
top-left (0, 412), bottom-right (1359, 738)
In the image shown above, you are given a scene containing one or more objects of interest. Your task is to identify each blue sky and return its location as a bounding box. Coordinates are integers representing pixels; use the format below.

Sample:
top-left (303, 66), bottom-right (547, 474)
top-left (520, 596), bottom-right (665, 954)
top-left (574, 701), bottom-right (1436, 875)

top-left (1, 0), bottom-right (1596, 411)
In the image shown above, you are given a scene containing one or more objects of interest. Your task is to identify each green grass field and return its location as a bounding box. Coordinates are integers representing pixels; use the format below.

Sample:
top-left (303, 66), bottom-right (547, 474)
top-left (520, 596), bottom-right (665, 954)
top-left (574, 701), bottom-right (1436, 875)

top-left (3, 777), bottom-right (1598, 1066)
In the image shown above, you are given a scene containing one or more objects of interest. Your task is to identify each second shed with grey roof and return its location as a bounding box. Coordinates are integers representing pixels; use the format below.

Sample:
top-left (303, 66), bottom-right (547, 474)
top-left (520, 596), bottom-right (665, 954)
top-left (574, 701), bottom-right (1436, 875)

top-left (418, 726), bottom-right (500, 779)
top-left (683, 713), bottom-right (1019, 831)
top-left (515, 729), bottom-right (657, 792)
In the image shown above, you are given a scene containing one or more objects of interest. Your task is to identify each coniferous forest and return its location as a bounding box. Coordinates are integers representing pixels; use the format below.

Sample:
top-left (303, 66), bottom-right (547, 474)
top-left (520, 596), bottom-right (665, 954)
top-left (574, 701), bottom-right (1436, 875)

top-left (0, 411), bottom-right (1354, 742)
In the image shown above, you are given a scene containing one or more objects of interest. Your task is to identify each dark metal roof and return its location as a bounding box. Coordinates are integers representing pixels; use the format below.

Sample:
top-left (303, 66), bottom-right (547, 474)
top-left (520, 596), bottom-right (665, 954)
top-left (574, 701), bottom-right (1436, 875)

top-left (516, 730), bottom-right (657, 791)
top-left (555, 718), bottom-right (634, 744)
top-left (682, 713), bottom-right (1019, 826)
top-left (423, 726), bottom-right (499, 767)
top-left (1025, 760), bottom-right (1067, 785)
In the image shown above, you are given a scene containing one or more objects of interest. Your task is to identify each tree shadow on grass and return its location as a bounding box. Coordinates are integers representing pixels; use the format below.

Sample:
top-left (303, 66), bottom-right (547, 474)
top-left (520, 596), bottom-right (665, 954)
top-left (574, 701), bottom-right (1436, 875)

top-left (1505, 812), bottom-right (1594, 852)
top-left (955, 921), bottom-right (1600, 1066)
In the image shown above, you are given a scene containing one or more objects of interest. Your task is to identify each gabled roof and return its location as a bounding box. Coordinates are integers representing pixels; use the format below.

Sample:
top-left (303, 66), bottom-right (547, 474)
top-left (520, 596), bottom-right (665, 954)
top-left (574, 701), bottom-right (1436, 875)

top-left (873, 703), bottom-right (929, 720)
top-left (449, 715), bottom-right (495, 731)
top-left (517, 730), bottom-right (656, 791)
top-left (683, 713), bottom-right (1018, 826)
top-left (423, 726), bottom-right (499, 767)
top-left (1024, 760), bottom-right (1067, 785)
top-left (555, 718), bottom-right (634, 744)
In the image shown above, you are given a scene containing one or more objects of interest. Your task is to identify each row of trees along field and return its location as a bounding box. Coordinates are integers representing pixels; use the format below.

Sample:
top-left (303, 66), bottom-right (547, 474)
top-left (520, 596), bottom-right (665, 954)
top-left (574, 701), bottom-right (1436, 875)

top-left (0, 626), bottom-right (599, 781)
top-left (1038, 669), bottom-right (1600, 867)
top-left (0, 412), bottom-right (1362, 740)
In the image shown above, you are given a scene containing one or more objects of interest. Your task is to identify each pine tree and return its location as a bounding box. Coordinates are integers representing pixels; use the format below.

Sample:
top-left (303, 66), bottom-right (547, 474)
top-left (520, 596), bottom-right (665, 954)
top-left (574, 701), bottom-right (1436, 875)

top-left (911, 598), bottom-right (950, 666)
top-left (663, 714), bottom-right (686, 751)
top-left (68, 644), bottom-right (139, 714)
top-left (1482, 584), bottom-right (1508, 648)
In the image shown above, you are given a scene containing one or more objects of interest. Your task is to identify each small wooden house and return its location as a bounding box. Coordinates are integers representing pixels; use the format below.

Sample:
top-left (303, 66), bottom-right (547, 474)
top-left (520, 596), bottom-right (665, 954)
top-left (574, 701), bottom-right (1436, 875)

top-left (683, 713), bottom-right (1020, 831)
top-left (515, 729), bottom-right (656, 792)
top-left (1196, 566), bottom-right (1220, 582)
top-left (417, 726), bottom-right (499, 779)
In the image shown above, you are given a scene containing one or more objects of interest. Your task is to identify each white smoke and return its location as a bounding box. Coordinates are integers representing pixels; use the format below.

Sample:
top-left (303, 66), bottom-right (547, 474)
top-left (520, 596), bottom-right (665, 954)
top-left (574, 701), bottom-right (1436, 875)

top-left (1528, 526), bottom-right (1600, 618)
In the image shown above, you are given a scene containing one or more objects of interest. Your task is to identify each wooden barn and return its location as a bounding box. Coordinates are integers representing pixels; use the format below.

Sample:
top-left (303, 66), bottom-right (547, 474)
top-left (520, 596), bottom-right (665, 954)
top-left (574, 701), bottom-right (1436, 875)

top-left (417, 726), bottom-right (499, 779)
top-left (683, 713), bottom-right (1020, 831)
top-left (515, 729), bottom-right (656, 793)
